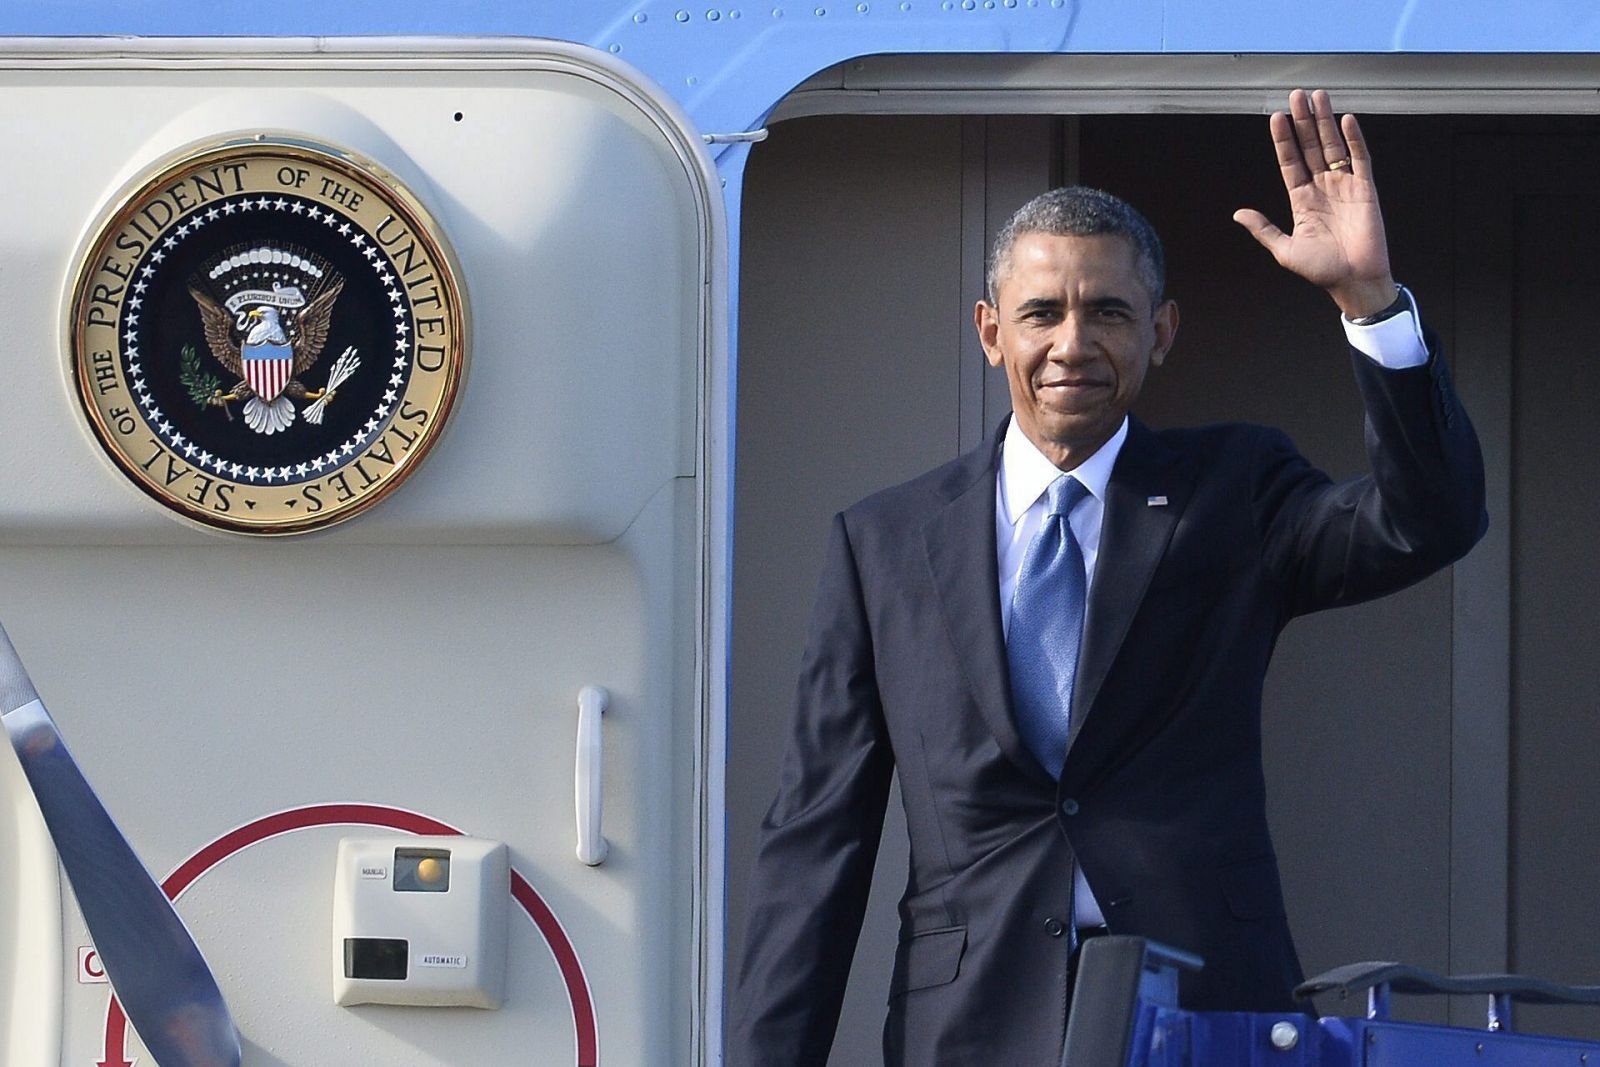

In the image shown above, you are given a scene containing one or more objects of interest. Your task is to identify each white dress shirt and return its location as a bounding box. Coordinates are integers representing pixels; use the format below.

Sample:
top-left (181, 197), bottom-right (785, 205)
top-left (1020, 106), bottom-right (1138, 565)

top-left (994, 305), bottom-right (1428, 929)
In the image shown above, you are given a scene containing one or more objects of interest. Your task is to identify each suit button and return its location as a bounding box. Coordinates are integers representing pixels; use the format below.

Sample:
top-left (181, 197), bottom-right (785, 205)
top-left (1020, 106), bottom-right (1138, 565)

top-left (1044, 917), bottom-right (1065, 938)
top-left (1060, 798), bottom-right (1080, 817)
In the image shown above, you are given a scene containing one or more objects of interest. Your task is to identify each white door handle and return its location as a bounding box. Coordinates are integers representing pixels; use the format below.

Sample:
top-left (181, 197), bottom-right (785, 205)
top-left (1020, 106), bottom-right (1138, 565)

top-left (575, 685), bottom-right (609, 866)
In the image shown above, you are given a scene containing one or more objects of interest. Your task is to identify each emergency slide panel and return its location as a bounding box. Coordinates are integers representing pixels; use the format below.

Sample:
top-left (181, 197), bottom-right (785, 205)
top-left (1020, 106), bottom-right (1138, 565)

top-left (0, 39), bottom-right (713, 1067)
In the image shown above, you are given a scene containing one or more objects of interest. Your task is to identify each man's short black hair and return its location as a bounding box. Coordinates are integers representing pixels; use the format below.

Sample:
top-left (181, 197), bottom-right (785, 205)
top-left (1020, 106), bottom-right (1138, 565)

top-left (986, 186), bottom-right (1166, 306)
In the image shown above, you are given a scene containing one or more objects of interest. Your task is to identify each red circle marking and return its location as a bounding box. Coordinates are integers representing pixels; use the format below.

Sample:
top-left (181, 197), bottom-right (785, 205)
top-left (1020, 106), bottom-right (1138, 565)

top-left (99, 803), bottom-right (598, 1067)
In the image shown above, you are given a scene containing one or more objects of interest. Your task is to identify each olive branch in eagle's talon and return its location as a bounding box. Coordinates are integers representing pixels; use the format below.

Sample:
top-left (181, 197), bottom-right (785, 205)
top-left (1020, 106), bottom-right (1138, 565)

top-left (179, 343), bottom-right (232, 420)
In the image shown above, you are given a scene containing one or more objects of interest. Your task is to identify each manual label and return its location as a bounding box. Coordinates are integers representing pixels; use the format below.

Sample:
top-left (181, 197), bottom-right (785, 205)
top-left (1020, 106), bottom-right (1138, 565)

top-left (359, 865), bottom-right (388, 879)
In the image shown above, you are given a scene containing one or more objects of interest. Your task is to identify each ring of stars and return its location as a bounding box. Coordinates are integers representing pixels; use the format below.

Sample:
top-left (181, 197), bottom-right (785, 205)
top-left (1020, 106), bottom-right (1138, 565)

top-left (121, 194), bottom-right (414, 486)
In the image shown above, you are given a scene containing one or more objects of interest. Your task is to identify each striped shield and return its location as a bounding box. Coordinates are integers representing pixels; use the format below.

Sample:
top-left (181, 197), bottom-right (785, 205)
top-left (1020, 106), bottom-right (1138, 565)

top-left (241, 341), bottom-right (294, 402)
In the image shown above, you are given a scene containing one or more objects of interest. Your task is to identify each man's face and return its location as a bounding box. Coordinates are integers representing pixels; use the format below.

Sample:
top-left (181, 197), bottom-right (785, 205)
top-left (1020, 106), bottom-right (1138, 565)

top-left (977, 232), bottom-right (1178, 469)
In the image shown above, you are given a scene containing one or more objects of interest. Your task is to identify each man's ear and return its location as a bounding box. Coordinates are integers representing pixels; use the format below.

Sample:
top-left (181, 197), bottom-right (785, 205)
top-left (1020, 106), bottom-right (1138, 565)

top-left (1149, 298), bottom-right (1179, 368)
top-left (976, 300), bottom-right (1003, 368)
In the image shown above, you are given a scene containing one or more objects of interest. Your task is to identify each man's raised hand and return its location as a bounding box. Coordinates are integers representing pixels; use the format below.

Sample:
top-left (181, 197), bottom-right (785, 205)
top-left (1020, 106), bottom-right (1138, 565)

top-left (1233, 89), bottom-right (1398, 319)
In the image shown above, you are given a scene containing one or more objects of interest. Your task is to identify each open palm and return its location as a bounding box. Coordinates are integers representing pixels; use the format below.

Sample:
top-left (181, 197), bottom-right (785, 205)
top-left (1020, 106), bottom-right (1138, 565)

top-left (1234, 89), bottom-right (1397, 319)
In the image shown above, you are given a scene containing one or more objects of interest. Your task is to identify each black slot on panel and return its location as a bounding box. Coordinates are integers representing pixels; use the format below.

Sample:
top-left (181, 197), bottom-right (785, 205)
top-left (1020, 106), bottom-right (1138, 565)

top-left (344, 937), bottom-right (409, 980)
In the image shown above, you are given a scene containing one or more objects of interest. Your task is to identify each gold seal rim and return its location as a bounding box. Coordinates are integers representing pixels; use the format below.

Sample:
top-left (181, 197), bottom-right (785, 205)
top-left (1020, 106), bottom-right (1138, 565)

top-left (67, 133), bottom-right (468, 536)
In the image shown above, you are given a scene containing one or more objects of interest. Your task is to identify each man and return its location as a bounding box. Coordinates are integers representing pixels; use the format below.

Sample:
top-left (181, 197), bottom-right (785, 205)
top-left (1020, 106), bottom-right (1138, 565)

top-left (729, 90), bottom-right (1486, 1065)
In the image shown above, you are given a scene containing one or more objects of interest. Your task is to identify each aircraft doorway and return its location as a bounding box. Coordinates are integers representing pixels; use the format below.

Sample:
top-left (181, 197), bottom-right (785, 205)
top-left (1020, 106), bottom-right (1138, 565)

top-left (728, 109), bottom-right (1600, 1061)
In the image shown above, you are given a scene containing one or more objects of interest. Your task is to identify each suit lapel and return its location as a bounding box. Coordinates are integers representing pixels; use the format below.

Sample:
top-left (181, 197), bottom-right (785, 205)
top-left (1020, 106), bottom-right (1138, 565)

top-left (924, 436), bottom-right (1054, 785)
top-left (1067, 419), bottom-right (1193, 752)
top-left (924, 420), bottom-right (1194, 781)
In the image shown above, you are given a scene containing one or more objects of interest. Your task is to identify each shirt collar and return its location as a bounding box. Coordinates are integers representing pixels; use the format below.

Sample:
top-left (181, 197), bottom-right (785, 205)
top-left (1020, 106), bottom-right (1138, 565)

top-left (1000, 415), bottom-right (1129, 526)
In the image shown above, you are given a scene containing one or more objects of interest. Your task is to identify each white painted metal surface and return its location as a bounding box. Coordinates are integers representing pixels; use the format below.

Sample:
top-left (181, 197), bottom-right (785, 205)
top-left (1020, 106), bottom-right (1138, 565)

top-left (0, 38), bottom-right (721, 1066)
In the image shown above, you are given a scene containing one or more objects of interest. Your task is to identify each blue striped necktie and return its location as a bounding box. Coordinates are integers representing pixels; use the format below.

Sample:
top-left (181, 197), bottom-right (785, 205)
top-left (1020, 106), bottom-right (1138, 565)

top-left (1007, 475), bottom-right (1091, 779)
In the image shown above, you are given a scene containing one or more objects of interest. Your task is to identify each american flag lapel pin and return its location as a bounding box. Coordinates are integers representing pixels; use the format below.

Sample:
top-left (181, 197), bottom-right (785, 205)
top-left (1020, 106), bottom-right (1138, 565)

top-left (1147, 495), bottom-right (1168, 507)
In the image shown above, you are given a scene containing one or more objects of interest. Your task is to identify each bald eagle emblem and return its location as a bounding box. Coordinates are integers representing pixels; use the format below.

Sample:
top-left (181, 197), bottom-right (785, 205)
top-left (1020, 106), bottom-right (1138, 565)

top-left (187, 244), bottom-right (361, 434)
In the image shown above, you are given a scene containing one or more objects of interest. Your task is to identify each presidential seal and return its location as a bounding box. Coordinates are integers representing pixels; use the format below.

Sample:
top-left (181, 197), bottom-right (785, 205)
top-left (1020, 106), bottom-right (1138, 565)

top-left (69, 136), bottom-right (465, 534)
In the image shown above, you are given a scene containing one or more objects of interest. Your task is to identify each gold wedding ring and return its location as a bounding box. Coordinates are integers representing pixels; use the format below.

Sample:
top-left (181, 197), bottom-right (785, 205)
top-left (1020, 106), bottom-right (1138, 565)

top-left (1327, 157), bottom-right (1351, 171)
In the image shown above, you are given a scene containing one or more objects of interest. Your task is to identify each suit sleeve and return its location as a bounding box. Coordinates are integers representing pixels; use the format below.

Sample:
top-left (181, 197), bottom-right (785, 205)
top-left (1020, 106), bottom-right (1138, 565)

top-left (727, 512), bottom-right (895, 1066)
top-left (1254, 335), bottom-right (1488, 617)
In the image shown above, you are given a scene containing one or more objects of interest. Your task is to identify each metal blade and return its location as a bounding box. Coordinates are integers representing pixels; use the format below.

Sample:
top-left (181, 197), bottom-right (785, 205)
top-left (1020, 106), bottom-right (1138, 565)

top-left (0, 622), bottom-right (241, 1067)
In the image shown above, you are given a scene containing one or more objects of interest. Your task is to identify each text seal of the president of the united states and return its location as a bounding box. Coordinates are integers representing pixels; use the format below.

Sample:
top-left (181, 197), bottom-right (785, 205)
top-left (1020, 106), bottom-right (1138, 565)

top-left (69, 136), bottom-right (466, 534)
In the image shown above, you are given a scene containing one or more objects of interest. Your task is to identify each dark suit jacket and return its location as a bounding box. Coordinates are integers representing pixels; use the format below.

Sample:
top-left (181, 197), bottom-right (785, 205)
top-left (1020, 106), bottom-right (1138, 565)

top-left (729, 347), bottom-right (1486, 1066)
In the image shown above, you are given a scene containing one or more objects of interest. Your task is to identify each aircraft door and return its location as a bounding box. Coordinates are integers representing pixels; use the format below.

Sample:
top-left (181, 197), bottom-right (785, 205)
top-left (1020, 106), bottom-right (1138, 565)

top-left (0, 39), bottom-right (716, 1067)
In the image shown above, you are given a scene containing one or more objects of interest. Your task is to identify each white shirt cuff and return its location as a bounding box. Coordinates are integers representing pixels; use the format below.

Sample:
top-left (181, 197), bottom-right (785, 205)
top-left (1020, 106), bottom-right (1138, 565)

top-left (1342, 287), bottom-right (1428, 369)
